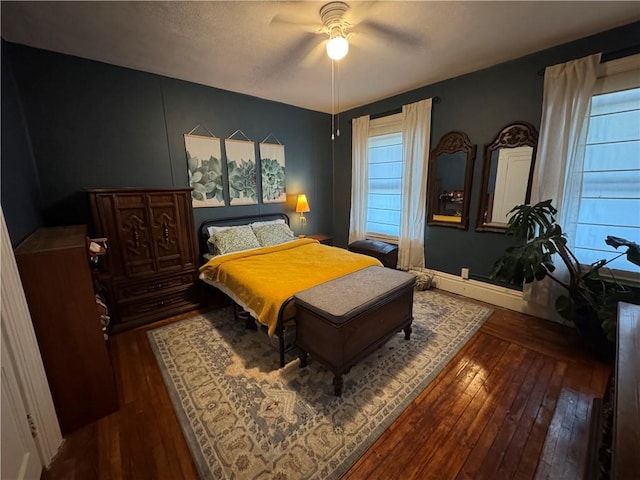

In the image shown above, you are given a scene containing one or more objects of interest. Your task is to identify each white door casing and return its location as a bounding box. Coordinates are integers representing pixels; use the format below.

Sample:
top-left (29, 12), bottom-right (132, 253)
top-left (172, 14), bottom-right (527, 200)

top-left (1, 331), bottom-right (42, 480)
top-left (0, 208), bottom-right (63, 468)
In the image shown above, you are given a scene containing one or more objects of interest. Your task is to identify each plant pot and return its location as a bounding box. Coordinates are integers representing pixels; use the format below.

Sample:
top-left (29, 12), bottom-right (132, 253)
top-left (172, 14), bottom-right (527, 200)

top-left (573, 306), bottom-right (614, 362)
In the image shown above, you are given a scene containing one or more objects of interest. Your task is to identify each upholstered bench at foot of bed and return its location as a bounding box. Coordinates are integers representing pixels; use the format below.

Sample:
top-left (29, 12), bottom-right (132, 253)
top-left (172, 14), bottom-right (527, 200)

top-left (294, 266), bottom-right (415, 396)
top-left (347, 239), bottom-right (399, 269)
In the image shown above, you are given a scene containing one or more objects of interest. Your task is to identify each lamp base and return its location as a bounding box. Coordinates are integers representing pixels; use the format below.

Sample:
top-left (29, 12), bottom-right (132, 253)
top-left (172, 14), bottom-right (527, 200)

top-left (298, 212), bottom-right (308, 238)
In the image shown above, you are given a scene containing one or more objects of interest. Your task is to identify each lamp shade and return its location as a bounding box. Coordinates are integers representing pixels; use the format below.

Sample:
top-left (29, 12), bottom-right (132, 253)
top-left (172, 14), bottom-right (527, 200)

top-left (326, 35), bottom-right (349, 61)
top-left (296, 194), bottom-right (310, 213)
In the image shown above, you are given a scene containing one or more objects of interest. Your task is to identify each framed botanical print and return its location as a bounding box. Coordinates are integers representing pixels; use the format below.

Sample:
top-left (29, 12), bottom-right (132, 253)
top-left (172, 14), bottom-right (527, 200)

top-left (224, 139), bottom-right (258, 206)
top-left (184, 134), bottom-right (225, 208)
top-left (260, 142), bottom-right (286, 203)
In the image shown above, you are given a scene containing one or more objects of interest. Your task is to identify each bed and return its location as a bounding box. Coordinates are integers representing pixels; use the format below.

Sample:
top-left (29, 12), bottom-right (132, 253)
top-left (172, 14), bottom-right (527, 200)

top-left (198, 214), bottom-right (382, 366)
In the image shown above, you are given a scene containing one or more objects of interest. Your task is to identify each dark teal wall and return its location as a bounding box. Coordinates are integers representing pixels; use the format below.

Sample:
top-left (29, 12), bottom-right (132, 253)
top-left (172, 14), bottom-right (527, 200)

top-left (160, 79), bottom-right (333, 234)
top-left (3, 21), bottom-right (639, 265)
top-left (1, 41), bottom-right (43, 246)
top-left (2, 42), bottom-right (332, 242)
top-left (332, 22), bottom-right (640, 283)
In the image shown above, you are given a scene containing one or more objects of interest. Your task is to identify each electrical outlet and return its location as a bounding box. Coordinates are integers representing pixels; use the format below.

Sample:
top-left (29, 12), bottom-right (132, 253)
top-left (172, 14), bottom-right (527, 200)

top-left (461, 268), bottom-right (470, 280)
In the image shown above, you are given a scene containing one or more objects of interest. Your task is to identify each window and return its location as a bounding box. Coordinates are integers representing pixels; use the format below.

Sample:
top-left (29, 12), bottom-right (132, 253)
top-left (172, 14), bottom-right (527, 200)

top-left (366, 113), bottom-right (403, 242)
top-left (574, 55), bottom-right (640, 279)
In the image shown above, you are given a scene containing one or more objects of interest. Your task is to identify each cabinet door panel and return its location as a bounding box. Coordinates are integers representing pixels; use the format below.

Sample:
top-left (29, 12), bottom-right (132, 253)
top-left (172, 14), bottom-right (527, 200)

top-left (149, 203), bottom-right (183, 270)
top-left (116, 204), bottom-right (155, 276)
top-left (148, 192), bottom-right (196, 272)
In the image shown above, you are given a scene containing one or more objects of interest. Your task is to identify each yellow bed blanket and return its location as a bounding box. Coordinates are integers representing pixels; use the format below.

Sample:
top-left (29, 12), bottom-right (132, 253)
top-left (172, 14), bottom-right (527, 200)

top-left (199, 238), bottom-right (382, 335)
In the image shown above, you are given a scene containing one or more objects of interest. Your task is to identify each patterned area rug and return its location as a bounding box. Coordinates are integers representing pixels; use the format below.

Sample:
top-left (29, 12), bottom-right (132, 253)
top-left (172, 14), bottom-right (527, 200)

top-left (148, 290), bottom-right (492, 480)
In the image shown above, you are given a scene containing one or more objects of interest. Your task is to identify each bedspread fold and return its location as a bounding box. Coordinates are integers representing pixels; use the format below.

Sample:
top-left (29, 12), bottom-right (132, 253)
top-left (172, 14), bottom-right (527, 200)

top-left (199, 239), bottom-right (382, 335)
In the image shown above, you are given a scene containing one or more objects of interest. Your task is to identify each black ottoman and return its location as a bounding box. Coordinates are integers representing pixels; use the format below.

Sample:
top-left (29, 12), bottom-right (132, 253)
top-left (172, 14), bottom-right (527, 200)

top-left (348, 239), bottom-right (399, 269)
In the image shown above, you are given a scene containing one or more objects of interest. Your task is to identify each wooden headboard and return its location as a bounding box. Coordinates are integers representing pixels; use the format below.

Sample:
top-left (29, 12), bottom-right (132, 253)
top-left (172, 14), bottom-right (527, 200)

top-left (198, 213), bottom-right (290, 257)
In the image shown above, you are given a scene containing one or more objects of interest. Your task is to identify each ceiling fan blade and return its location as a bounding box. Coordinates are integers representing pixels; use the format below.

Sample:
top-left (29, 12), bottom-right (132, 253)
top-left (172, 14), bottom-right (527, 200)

top-left (270, 13), bottom-right (320, 33)
top-left (357, 19), bottom-right (423, 48)
top-left (263, 32), bottom-right (321, 78)
top-left (342, 1), bottom-right (380, 26)
top-left (300, 40), bottom-right (327, 68)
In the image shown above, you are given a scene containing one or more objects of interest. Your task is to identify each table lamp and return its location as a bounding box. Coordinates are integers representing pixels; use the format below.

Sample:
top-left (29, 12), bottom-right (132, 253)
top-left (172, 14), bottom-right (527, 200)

top-left (296, 194), bottom-right (310, 237)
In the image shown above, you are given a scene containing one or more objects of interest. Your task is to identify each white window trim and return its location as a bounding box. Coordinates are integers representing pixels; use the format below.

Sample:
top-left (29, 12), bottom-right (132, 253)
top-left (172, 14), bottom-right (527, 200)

top-left (581, 265), bottom-right (640, 288)
top-left (366, 113), bottom-right (404, 242)
top-left (369, 112), bottom-right (403, 136)
top-left (595, 53), bottom-right (640, 93)
top-left (578, 53), bottom-right (640, 283)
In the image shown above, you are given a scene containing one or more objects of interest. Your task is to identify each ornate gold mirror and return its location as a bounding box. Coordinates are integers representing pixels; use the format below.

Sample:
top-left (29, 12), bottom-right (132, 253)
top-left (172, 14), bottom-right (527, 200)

top-left (476, 122), bottom-right (539, 232)
top-left (427, 131), bottom-right (476, 229)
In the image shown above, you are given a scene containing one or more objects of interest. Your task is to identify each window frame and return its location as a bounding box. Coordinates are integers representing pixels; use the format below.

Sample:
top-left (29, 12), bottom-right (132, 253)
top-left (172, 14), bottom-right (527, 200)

top-left (365, 113), bottom-right (403, 244)
top-left (575, 54), bottom-right (640, 285)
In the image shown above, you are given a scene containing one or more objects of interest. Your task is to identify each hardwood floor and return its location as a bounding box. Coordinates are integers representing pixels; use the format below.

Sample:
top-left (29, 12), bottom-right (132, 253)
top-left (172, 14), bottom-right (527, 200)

top-left (42, 293), bottom-right (611, 480)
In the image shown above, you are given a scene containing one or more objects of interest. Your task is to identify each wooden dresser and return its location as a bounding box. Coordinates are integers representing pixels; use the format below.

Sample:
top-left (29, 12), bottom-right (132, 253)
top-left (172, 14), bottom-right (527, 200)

top-left (14, 225), bottom-right (119, 434)
top-left (87, 187), bottom-right (200, 332)
top-left (612, 302), bottom-right (640, 479)
top-left (586, 302), bottom-right (640, 479)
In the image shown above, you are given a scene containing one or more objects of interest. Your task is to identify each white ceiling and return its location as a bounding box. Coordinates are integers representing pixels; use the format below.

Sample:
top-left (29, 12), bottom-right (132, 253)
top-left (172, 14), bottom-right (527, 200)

top-left (2, 1), bottom-right (639, 114)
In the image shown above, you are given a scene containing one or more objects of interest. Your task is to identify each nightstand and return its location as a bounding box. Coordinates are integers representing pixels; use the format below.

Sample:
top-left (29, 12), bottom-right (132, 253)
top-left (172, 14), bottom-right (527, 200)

top-left (306, 234), bottom-right (333, 246)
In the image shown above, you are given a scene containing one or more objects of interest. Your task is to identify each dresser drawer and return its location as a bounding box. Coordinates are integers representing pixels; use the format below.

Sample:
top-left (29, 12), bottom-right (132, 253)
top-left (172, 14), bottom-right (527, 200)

top-left (117, 287), bottom-right (199, 327)
top-left (115, 272), bottom-right (195, 302)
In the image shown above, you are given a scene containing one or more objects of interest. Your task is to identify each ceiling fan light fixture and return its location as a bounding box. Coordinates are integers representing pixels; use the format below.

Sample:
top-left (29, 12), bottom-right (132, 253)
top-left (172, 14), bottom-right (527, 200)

top-left (326, 34), bottom-right (349, 60)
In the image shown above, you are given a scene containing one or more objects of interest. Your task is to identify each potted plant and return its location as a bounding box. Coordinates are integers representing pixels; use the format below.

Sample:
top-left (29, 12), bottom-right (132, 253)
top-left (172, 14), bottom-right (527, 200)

top-left (490, 199), bottom-right (640, 359)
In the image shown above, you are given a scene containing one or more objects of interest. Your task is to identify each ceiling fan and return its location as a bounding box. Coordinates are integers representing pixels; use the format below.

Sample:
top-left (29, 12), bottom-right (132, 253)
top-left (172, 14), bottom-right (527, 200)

top-left (319, 1), bottom-right (352, 60)
top-left (271, 1), bottom-right (422, 66)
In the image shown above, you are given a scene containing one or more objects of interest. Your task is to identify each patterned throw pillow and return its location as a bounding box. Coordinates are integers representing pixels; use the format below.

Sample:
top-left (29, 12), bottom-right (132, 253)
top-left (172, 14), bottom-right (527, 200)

top-left (252, 223), bottom-right (295, 247)
top-left (206, 225), bottom-right (234, 253)
top-left (209, 225), bottom-right (260, 255)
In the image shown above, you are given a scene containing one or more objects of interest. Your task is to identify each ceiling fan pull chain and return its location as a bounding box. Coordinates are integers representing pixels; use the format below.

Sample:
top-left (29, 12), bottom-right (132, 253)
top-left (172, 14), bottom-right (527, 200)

top-left (336, 59), bottom-right (340, 138)
top-left (331, 59), bottom-right (336, 140)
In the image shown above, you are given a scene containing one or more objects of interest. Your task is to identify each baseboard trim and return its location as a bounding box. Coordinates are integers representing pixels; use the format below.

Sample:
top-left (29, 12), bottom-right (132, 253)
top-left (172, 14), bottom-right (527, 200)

top-left (431, 270), bottom-right (555, 322)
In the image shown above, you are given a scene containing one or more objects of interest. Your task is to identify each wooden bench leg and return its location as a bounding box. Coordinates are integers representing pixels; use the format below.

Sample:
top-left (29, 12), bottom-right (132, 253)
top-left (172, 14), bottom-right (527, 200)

top-left (404, 322), bottom-right (412, 340)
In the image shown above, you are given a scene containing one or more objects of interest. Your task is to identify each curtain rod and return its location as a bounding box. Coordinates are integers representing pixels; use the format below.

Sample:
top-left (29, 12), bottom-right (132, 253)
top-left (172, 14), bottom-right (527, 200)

top-left (348, 96), bottom-right (441, 125)
top-left (371, 96), bottom-right (441, 120)
top-left (536, 45), bottom-right (640, 76)
top-left (369, 108), bottom-right (401, 120)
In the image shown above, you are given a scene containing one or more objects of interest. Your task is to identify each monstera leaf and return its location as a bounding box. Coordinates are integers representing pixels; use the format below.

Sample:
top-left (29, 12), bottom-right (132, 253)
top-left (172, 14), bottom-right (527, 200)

top-left (606, 236), bottom-right (640, 267)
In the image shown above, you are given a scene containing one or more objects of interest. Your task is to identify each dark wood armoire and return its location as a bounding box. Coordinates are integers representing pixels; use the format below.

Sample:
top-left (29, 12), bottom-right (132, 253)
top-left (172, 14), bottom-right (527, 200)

top-left (87, 187), bottom-right (201, 332)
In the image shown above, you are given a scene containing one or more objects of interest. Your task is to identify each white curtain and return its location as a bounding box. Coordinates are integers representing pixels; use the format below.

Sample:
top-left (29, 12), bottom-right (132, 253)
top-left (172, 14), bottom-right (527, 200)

top-left (348, 115), bottom-right (370, 243)
top-left (525, 53), bottom-right (601, 321)
top-left (398, 98), bottom-right (432, 270)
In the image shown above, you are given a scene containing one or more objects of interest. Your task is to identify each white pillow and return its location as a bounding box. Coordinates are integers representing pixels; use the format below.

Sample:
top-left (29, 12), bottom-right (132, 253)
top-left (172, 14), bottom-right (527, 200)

top-left (206, 224), bottom-right (237, 237)
top-left (250, 219), bottom-right (286, 228)
top-left (206, 219), bottom-right (284, 237)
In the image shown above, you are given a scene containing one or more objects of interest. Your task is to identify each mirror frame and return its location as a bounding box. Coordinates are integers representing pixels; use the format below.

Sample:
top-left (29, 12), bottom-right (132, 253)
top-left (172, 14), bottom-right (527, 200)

top-left (476, 121), bottom-right (539, 233)
top-left (427, 131), bottom-right (477, 230)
